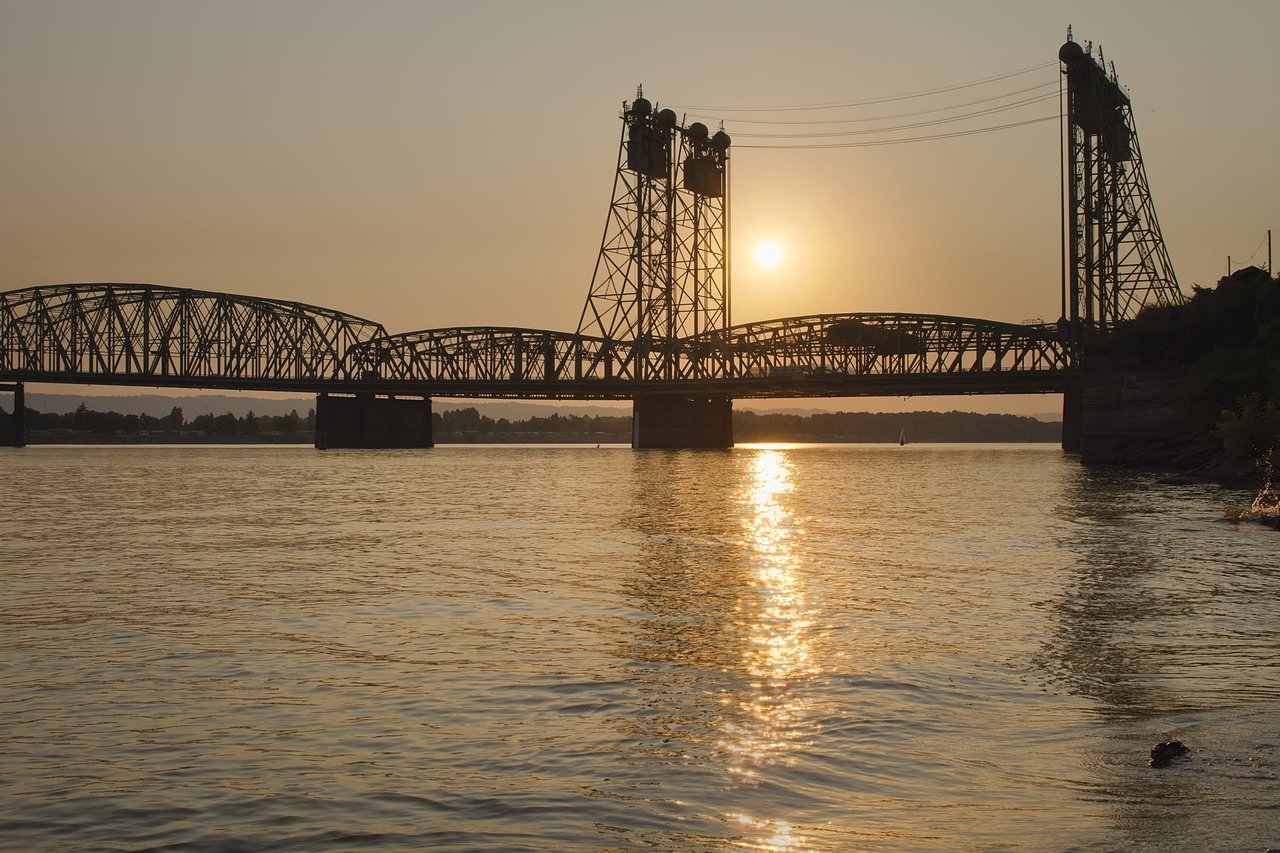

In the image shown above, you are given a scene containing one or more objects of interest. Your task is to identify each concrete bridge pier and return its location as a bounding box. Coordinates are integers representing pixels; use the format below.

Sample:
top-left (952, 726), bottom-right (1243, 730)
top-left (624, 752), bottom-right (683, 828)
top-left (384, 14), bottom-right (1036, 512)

top-left (315, 393), bottom-right (434, 449)
top-left (632, 394), bottom-right (734, 449)
top-left (0, 382), bottom-right (25, 447)
top-left (1061, 384), bottom-right (1082, 453)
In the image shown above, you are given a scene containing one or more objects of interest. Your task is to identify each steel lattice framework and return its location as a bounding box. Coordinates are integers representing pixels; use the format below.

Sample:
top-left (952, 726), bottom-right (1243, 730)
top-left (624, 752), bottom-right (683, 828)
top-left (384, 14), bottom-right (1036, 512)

top-left (1060, 33), bottom-right (1182, 335)
top-left (576, 92), bottom-right (730, 379)
top-left (0, 291), bottom-right (1072, 400)
top-left (346, 313), bottom-right (1070, 398)
top-left (0, 295), bottom-right (1071, 399)
top-left (0, 283), bottom-right (387, 391)
top-left (720, 314), bottom-right (1067, 386)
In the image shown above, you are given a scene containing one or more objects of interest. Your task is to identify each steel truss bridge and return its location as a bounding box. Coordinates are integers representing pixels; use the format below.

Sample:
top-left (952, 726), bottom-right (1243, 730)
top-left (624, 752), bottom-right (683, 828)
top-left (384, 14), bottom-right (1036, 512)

top-left (1, 35), bottom-right (1180, 446)
top-left (0, 282), bottom-right (1071, 397)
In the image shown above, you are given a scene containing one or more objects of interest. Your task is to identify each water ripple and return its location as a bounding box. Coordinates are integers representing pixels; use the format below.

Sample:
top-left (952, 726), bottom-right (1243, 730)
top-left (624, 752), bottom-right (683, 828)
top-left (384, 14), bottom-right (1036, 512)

top-left (0, 445), bottom-right (1276, 851)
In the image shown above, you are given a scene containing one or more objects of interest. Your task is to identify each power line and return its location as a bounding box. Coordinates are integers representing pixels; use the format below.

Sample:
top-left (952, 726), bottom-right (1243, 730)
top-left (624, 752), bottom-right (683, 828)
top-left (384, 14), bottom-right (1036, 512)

top-left (684, 80), bottom-right (1058, 127)
top-left (670, 61), bottom-right (1056, 113)
top-left (731, 92), bottom-right (1058, 139)
top-left (1233, 233), bottom-right (1269, 267)
top-left (735, 114), bottom-right (1060, 150)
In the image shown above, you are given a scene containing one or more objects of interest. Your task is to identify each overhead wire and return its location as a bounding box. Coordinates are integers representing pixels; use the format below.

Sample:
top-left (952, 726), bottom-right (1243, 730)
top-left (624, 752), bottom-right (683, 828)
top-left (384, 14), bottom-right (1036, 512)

top-left (670, 60), bottom-right (1056, 113)
top-left (684, 80), bottom-right (1058, 126)
top-left (734, 115), bottom-right (1060, 150)
top-left (731, 92), bottom-right (1059, 139)
top-left (668, 60), bottom-right (1062, 150)
top-left (1232, 234), bottom-right (1269, 267)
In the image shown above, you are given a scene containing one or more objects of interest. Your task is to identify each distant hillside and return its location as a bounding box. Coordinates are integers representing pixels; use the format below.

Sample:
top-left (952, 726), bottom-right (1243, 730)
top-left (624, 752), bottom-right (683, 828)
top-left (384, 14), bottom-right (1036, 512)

top-left (19, 400), bottom-right (1061, 444)
top-left (23, 393), bottom-right (630, 421)
top-left (20, 393), bottom-right (1063, 428)
top-left (734, 409), bottom-right (1060, 443)
top-left (737, 405), bottom-right (1062, 423)
top-left (27, 393), bottom-right (316, 420)
top-left (433, 407), bottom-right (1059, 444)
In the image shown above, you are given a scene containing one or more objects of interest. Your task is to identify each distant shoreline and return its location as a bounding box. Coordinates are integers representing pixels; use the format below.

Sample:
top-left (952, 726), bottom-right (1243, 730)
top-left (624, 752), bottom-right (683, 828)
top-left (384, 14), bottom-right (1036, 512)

top-left (15, 404), bottom-right (1062, 445)
top-left (22, 434), bottom-right (1061, 446)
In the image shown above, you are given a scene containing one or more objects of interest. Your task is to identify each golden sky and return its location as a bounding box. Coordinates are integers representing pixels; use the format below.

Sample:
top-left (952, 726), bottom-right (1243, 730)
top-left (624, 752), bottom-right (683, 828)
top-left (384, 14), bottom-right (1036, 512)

top-left (2, 1), bottom-right (1276, 414)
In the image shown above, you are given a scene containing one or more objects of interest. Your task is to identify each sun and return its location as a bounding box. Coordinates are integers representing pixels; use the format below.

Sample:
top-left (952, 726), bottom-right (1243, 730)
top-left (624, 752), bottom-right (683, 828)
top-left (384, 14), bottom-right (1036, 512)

top-left (752, 239), bottom-right (784, 270)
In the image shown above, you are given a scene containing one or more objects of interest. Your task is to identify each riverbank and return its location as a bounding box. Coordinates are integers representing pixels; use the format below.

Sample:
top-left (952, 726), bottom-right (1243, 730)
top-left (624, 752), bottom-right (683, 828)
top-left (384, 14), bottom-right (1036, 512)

top-left (17, 406), bottom-right (1062, 446)
top-left (1079, 265), bottom-right (1279, 489)
top-left (23, 433), bottom-right (1065, 446)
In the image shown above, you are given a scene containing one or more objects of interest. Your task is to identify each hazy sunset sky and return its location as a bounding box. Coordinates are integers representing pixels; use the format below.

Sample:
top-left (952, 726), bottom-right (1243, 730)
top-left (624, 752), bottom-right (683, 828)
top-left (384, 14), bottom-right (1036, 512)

top-left (3, 1), bottom-right (1277, 413)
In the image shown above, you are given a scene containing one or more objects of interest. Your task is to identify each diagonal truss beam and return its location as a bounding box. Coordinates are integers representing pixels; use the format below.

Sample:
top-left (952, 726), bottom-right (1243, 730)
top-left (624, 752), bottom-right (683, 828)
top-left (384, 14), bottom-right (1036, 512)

top-left (0, 283), bottom-right (386, 391)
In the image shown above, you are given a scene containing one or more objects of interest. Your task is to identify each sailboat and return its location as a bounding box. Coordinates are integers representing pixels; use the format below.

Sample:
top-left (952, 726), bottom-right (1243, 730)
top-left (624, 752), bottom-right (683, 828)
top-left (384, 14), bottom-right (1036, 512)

top-left (899, 427), bottom-right (907, 446)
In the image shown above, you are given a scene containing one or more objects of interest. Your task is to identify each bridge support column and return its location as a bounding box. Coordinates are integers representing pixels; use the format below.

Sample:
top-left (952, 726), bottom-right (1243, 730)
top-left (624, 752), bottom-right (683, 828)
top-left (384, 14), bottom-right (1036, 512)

top-left (0, 382), bottom-right (26, 447)
top-left (315, 393), bottom-right (433, 449)
top-left (1061, 384), bottom-right (1082, 453)
top-left (632, 395), bottom-right (733, 449)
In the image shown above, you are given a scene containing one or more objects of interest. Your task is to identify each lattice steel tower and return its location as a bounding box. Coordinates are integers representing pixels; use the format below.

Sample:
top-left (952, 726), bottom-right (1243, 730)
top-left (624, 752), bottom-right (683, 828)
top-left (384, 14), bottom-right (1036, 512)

top-left (577, 90), bottom-right (731, 379)
top-left (1060, 31), bottom-right (1182, 337)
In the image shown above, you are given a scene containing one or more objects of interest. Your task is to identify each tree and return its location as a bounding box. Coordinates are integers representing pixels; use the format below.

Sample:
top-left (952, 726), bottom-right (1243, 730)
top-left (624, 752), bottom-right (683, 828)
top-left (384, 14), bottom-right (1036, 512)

top-left (278, 409), bottom-right (302, 436)
top-left (213, 412), bottom-right (238, 435)
top-left (161, 406), bottom-right (184, 432)
top-left (1214, 394), bottom-right (1280, 455)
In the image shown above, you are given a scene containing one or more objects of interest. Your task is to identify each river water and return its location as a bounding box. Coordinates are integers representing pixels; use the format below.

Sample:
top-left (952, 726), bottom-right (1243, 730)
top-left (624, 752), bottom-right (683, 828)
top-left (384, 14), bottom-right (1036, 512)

top-left (0, 444), bottom-right (1276, 852)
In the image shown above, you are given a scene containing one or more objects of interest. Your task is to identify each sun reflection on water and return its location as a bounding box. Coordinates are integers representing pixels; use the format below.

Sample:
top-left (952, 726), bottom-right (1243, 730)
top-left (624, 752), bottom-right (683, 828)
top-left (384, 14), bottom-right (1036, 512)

top-left (730, 813), bottom-right (801, 851)
top-left (721, 450), bottom-right (819, 827)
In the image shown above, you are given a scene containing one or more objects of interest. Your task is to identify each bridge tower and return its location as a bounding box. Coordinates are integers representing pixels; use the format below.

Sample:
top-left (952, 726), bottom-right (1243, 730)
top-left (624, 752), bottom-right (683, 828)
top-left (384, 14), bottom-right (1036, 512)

top-left (577, 90), bottom-right (734, 447)
top-left (1059, 31), bottom-right (1182, 338)
top-left (1059, 32), bottom-right (1183, 453)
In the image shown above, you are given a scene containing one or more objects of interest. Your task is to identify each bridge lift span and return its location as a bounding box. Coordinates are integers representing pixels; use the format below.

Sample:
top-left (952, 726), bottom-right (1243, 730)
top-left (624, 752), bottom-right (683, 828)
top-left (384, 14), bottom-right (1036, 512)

top-left (0, 35), bottom-right (1179, 449)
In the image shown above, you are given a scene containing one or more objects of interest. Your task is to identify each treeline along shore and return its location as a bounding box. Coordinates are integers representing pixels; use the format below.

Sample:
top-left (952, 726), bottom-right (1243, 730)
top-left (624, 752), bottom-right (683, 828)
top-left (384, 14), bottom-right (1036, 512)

top-left (7, 402), bottom-right (1062, 444)
top-left (1082, 265), bottom-right (1280, 484)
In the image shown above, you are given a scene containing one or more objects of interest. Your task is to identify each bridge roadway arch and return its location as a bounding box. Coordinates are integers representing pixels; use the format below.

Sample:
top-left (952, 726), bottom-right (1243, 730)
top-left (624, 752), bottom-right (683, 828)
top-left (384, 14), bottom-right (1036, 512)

top-left (1, 283), bottom-right (1075, 446)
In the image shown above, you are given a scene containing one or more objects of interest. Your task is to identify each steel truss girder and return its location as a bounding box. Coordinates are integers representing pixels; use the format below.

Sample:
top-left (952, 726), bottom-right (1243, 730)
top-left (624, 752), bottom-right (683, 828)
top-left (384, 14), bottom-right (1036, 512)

top-left (0, 283), bottom-right (387, 391)
top-left (346, 313), bottom-right (1069, 398)
top-left (1, 286), bottom-right (1071, 398)
top-left (719, 313), bottom-right (1069, 378)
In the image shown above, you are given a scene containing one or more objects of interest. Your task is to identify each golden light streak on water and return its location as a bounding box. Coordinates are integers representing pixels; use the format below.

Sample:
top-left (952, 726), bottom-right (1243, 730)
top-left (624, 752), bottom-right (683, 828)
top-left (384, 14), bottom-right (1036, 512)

top-left (729, 813), bottom-right (801, 851)
top-left (721, 450), bottom-right (820, 847)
